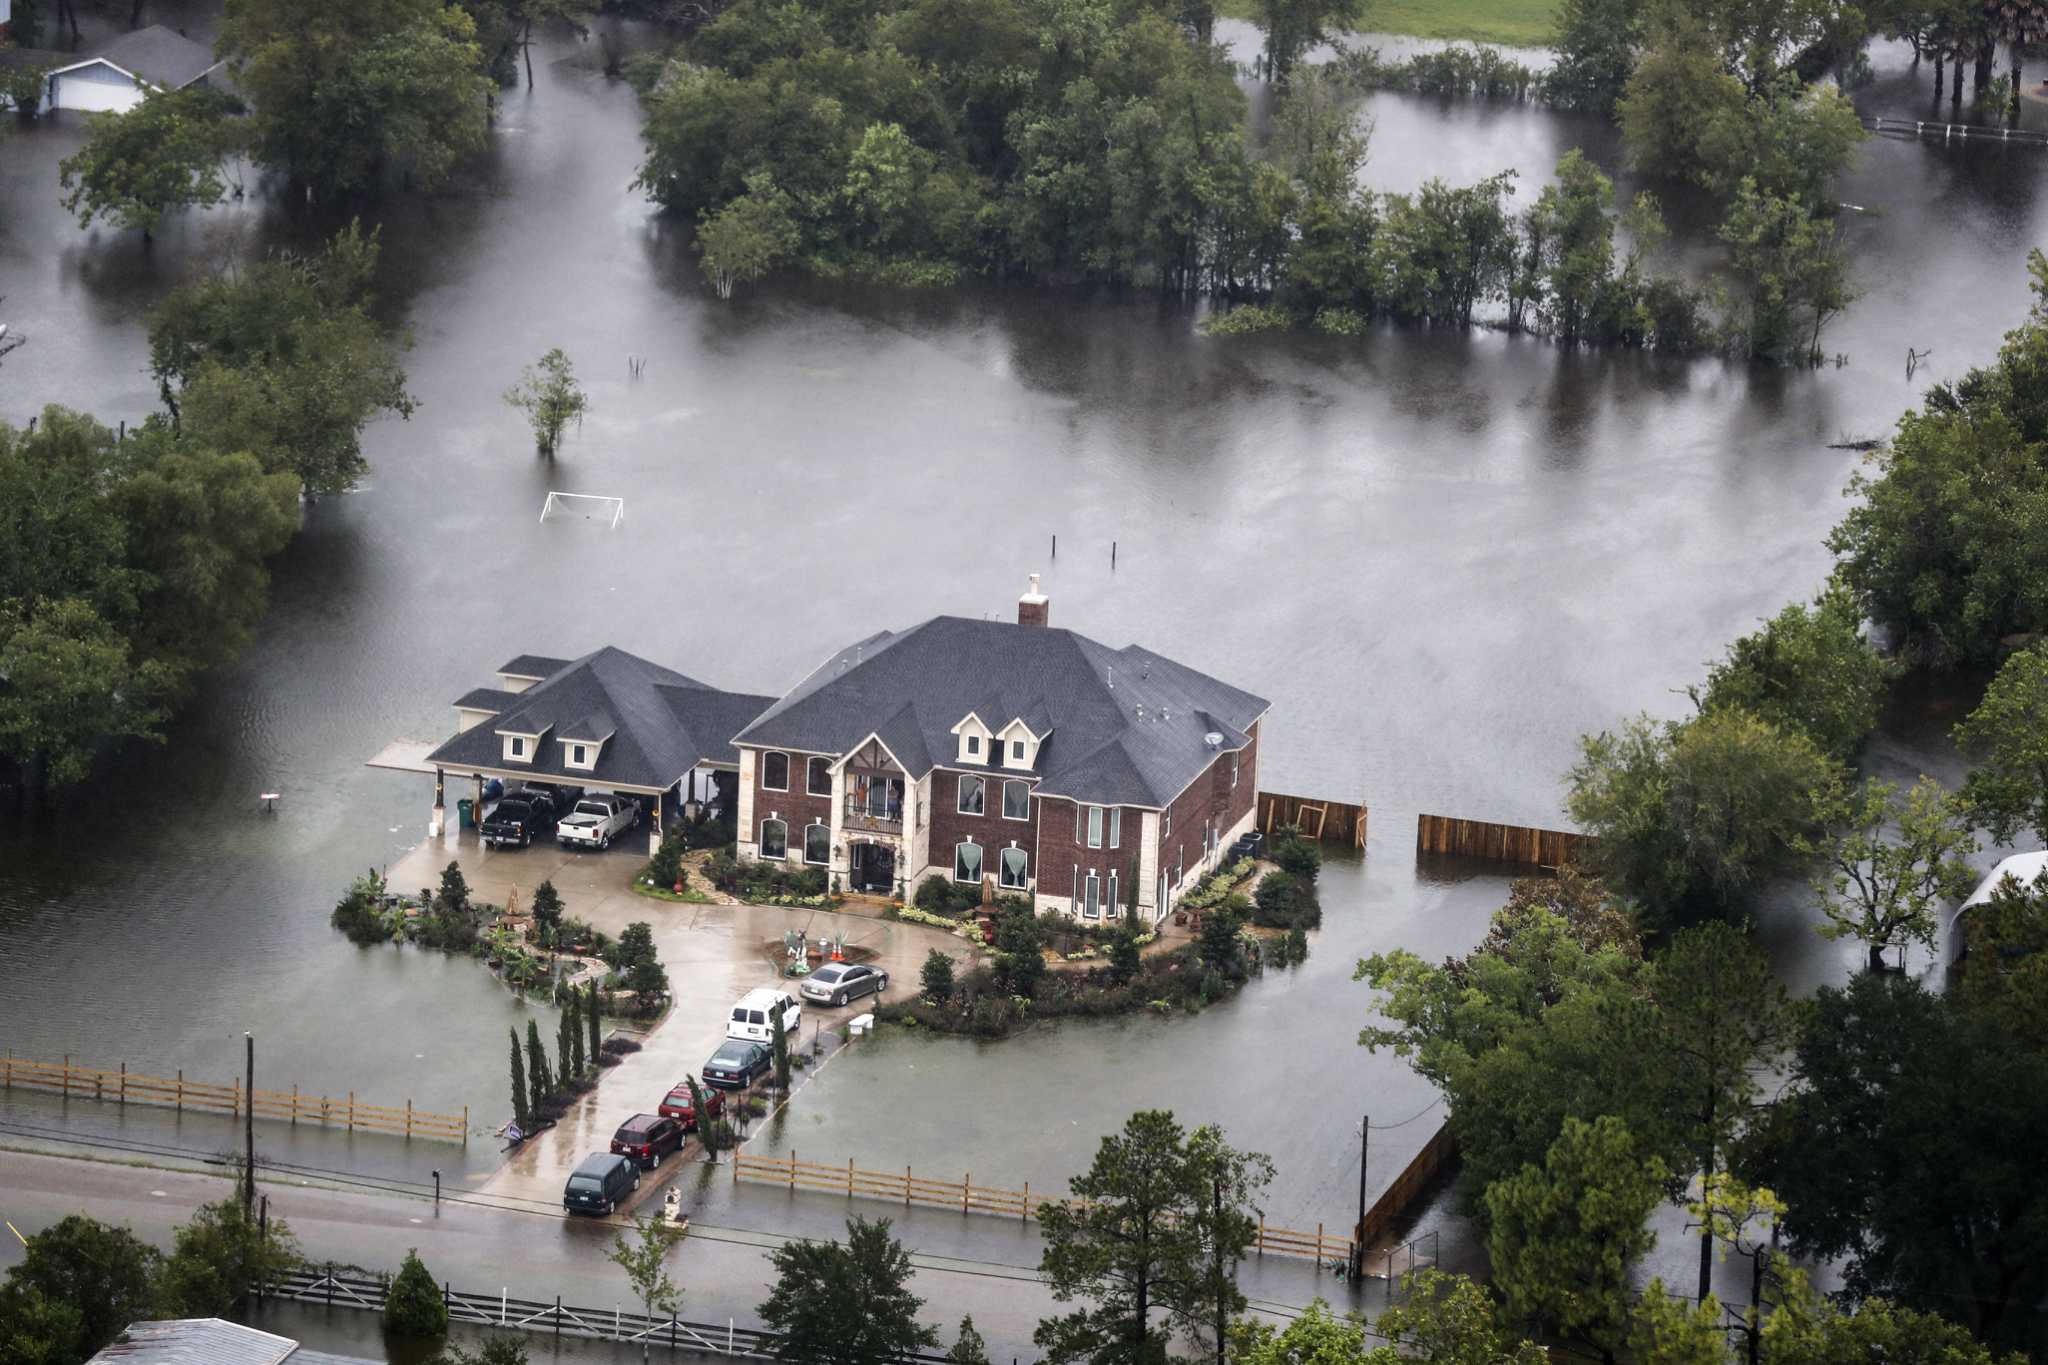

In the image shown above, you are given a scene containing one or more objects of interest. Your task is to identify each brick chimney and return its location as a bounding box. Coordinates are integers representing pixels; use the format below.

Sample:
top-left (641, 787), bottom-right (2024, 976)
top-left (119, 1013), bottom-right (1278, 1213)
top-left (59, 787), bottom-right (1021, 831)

top-left (1017, 573), bottom-right (1050, 628)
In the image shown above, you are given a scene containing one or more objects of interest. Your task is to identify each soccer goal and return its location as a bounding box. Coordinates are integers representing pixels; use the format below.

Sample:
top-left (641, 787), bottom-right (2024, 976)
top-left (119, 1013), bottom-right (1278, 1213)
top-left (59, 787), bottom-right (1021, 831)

top-left (539, 492), bottom-right (625, 529)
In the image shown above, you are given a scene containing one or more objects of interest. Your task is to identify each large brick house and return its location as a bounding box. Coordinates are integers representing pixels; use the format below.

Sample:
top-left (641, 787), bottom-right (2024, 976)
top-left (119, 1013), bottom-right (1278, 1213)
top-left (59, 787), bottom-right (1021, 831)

top-left (731, 578), bottom-right (1268, 922)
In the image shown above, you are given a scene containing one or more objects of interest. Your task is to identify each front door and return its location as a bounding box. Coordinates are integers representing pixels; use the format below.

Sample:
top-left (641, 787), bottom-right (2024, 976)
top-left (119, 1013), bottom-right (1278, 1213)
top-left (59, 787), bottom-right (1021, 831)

top-left (851, 843), bottom-right (896, 893)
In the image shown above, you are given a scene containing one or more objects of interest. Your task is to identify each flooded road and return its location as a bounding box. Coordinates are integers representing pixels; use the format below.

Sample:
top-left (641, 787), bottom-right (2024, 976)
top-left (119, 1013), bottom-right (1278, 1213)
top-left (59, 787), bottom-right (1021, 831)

top-left (1, 21), bottom-right (2043, 1239)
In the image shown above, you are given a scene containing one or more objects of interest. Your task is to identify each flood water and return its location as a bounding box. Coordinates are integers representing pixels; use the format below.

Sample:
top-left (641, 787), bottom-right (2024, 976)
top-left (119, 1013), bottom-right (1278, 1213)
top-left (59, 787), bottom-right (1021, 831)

top-left (1, 11), bottom-right (2043, 1248)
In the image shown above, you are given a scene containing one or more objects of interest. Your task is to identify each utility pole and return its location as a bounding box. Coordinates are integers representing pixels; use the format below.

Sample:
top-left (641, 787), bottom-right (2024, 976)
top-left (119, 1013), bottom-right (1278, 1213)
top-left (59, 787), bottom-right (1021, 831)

top-left (243, 1032), bottom-right (256, 1213)
top-left (1351, 1114), bottom-right (1368, 1278)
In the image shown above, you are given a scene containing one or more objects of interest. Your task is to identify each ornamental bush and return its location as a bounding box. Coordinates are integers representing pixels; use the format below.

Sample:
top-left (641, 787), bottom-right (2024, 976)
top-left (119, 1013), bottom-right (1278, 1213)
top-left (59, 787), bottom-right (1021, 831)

top-left (1252, 870), bottom-right (1323, 930)
top-left (383, 1249), bottom-right (448, 1340)
top-left (914, 877), bottom-right (981, 915)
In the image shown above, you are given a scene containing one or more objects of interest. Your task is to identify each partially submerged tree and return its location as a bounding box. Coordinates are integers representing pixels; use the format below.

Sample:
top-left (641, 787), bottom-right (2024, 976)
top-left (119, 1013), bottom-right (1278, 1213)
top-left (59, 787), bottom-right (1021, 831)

top-left (694, 172), bottom-right (800, 300)
top-left (759, 1217), bottom-right (936, 1365)
top-left (1955, 642), bottom-right (2048, 847)
top-left (610, 1215), bottom-right (686, 1354)
top-left (503, 348), bottom-right (587, 458)
top-left (384, 1248), bottom-right (450, 1340)
top-left (1812, 776), bottom-right (1976, 971)
top-left (59, 87), bottom-right (240, 239)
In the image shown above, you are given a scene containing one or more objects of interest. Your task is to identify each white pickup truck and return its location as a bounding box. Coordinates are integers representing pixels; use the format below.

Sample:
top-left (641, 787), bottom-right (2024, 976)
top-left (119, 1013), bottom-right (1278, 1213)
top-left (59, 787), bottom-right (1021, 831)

top-left (555, 794), bottom-right (641, 851)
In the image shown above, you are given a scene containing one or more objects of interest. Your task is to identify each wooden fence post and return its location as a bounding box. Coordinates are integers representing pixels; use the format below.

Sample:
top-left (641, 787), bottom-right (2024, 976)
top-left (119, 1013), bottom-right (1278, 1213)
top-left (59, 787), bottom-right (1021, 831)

top-left (61, 1054), bottom-right (70, 1099)
top-left (406, 1099), bottom-right (414, 1140)
top-left (348, 1091), bottom-right (356, 1132)
top-left (905, 1165), bottom-right (911, 1207)
top-left (1021, 1181), bottom-right (1029, 1221)
top-left (962, 1171), bottom-right (970, 1214)
top-left (176, 1069), bottom-right (183, 1112)
top-left (291, 1083), bottom-right (298, 1127)
top-left (118, 1062), bottom-right (126, 1106)
top-left (463, 1105), bottom-right (469, 1148)
top-left (789, 1150), bottom-right (796, 1191)
top-left (847, 1156), bottom-right (854, 1199)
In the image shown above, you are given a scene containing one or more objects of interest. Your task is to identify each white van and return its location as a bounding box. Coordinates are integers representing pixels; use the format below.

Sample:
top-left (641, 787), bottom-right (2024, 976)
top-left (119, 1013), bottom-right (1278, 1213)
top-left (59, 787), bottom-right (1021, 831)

top-left (727, 988), bottom-right (802, 1044)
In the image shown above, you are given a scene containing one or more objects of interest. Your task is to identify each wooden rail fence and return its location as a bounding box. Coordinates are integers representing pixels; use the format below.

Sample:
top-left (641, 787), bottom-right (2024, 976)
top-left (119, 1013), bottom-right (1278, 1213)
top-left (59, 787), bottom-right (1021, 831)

top-left (1863, 115), bottom-right (2048, 147)
top-left (1415, 813), bottom-right (1589, 868)
top-left (0, 1055), bottom-right (468, 1144)
top-left (1357, 1120), bottom-right (1457, 1249)
top-left (732, 1151), bottom-right (1357, 1263)
top-left (1257, 791), bottom-right (1367, 849)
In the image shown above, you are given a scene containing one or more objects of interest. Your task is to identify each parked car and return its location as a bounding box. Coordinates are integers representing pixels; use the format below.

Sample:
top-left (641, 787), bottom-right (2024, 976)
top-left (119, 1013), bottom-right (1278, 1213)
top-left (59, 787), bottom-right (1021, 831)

top-left (701, 1039), bottom-right (772, 1089)
top-left (657, 1077), bottom-right (727, 1132)
top-left (800, 962), bottom-right (889, 1007)
top-left (726, 988), bottom-right (802, 1044)
top-left (557, 793), bottom-right (641, 851)
top-left (481, 793), bottom-right (550, 849)
top-left (1227, 830), bottom-right (1266, 862)
top-left (562, 1151), bottom-right (639, 1216)
top-left (609, 1113), bottom-right (683, 1169)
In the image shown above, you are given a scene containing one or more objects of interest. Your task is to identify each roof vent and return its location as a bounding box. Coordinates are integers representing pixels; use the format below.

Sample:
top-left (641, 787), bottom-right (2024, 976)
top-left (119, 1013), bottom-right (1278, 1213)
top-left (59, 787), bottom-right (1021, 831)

top-left (1204, 731), bottom-right (1223, 749)
top-left (1135, 704), bottom-right (1145, 721)
top-left (1018, 572), bottom-right (1050, 628)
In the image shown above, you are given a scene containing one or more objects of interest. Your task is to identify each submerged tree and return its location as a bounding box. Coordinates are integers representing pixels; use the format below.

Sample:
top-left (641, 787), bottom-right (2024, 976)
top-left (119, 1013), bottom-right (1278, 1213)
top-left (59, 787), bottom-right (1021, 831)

top-left (759, 1217), bottom-right (935, 1365)
top-left (610, 1215), bottom-right (686, 1356)
top-left (59, 87), bottom-right (240, 239)
top-left (504, 348), bottom-right (588, 458)
top-left (1812, 776), bottom-right (1976, 972)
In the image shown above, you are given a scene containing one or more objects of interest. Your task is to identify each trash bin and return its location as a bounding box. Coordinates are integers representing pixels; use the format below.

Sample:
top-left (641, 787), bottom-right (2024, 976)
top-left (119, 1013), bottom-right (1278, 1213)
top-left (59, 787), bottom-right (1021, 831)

top-left (458, 797), bottom-right (476, 829)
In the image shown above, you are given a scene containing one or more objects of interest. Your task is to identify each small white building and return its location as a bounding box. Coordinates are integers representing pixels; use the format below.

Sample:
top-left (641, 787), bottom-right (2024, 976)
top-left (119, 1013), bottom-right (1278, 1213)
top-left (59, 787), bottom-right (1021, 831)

top-left (43, 24), bottom-right (222, 114)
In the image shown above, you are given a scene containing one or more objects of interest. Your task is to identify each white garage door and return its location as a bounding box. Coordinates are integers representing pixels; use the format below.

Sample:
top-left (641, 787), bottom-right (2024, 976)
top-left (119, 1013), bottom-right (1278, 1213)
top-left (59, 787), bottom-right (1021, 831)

top-left (51, 70), bottom-right (143, 114)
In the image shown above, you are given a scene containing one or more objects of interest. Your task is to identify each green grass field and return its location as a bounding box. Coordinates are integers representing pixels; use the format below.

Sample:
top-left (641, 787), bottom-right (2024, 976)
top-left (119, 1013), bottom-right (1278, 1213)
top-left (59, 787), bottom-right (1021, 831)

top-left (1214, 0), bottom-right (1560, 49)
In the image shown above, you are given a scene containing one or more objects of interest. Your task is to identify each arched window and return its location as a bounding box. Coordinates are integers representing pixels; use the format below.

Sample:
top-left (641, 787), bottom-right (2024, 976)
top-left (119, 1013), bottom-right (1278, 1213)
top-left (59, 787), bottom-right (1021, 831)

top-left (999, 847), bottom-right (1029, 890)
top-left (953, 841), bottom-right (983, 885)
top-left (804, 823), bottom-right (830, 865)
top-left (759, 818), bottom-right (787, 860)
top-left (807, 757), bottom-right (832, 796)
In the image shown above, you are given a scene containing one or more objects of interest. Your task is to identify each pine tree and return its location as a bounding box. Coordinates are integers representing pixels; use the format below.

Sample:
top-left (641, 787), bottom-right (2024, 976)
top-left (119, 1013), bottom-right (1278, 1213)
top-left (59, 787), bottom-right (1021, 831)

top-left (383, 1248), bottom-right (449, 1339)
top-left (508, 1027), bottom-right (530, 1128)
top-left (587, 980), bottom-right (603, 1063)
top-left (526, 1019), bottom-right (552, 1107)
top-left (771, 1002), bottom-right (791, 1090)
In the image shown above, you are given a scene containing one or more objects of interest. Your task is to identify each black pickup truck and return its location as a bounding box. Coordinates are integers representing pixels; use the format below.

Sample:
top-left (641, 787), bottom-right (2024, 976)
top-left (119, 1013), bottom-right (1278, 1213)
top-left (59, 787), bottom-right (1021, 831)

top-left (481, 786), bottom-right (580, 849)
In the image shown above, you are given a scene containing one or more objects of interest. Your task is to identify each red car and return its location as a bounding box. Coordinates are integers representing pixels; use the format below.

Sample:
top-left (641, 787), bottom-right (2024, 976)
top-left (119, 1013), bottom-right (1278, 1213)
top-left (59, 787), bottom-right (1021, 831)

top-left (610, 1113), bottom-right (683, 1169)
top-left (657, 1079), bottom-right (727, 1132)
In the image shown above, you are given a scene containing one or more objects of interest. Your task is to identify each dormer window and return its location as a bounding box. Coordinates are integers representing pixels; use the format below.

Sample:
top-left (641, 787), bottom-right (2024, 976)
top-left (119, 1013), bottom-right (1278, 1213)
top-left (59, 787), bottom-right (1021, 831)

top-left (967, 735), bottom-right (981, 756)
top-left (572, 744), bottom-right (587, 766)
top-left (952, 715), bottom-right (992, 765)
top-left (1011, 739), bottom-right (1024, 761)
top-left (510, 737), bottom-right (526, 759)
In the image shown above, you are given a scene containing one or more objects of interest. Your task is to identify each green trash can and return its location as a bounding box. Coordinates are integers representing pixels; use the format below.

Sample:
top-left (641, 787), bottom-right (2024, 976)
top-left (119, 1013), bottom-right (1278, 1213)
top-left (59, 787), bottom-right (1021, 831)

top-left (457, 797), bottom-right (476, 829)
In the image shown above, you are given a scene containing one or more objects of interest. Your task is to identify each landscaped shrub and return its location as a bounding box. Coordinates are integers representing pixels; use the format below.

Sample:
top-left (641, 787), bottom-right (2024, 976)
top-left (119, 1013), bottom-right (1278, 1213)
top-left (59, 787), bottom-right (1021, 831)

top-left (331, 870), bottom-right (392, 945)
top-left (1252, 870), bottom-right (1322, 930)
top-left (383, 1249), bottom-right (448, 1340)
top-left (914, 877), bottom-right (982, 915)
top-left (1269, 829), bottom-right (1322, 881)
top-left (921, 949), bottom-right (955, 1003)
top-left (601, 1037), bottom-right (641, 1058)
top-left (645, 828), bottom-right (688, 888)
top-left (704, 850), bottom-right (833, 905)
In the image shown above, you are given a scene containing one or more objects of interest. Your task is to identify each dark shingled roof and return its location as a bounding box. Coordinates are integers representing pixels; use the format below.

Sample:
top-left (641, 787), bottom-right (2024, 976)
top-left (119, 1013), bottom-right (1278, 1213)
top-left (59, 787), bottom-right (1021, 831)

top-left (427, 648), bottom-right (773, 791)
top-left (733, 617), bottom-right (1268, 808)
top-left (454, 686), bottom-right (521, 713)
top-left (499, 653), bottom-right (571, 679)
top-left (79, 25), bottom-right (220, 89)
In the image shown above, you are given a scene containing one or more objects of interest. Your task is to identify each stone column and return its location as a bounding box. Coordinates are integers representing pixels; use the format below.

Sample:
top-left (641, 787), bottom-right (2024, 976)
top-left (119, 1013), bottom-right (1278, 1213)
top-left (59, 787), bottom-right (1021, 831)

top-left (431, 767), bottom-right (447, 838)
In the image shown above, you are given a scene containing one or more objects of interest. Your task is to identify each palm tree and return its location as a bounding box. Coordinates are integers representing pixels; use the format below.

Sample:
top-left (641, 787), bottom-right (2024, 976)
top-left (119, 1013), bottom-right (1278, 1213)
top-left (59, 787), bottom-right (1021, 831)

top-left (1986, 0), bottom-right (2048, 120)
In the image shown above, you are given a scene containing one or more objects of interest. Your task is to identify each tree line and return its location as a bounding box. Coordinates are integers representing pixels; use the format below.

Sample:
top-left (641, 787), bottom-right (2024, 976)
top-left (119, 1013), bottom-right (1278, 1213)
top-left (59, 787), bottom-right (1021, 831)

top-left (1403, 253), bottom-right (2048, 1359)
top-left (0, 225), bottom-right (413, 801)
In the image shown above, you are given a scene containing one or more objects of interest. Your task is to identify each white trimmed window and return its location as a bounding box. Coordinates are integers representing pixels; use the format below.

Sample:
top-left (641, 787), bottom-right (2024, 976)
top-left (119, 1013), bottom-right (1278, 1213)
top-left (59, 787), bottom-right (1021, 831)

top-left (999, 846), bottom-right (1029, 890)
top-left (1163, 807), bottom-right (1172, 837)
top-left (954, 841), bottom-right (983, 884)
top-left (1002, 780), bottom-right (1030, 821)
top-left (1231, 753), bottom-right (1240, 788)
top-left (804, 822), bottom-right (829, 865)
top-left (1082, 871), bottom-right (1101, 919)
top-left (759, 817), bottom-right (788, 861)
top-left (1086, 805), bottom-right (1104, 849)
top-left (1107, 870), bottom-right (1119, 918)
top-left (957, 775), bottom-right (985, 816)
top-left (1011, 739), bottom-right (1025, 762)
top-left (510, 736), bottom-right (526, 758)
top-left (1109, 808), bottom-right (1121, 849)
top-left (571, 744), bottom-right (588, 766)
top-left (967, 734), bottom-right (981, 756)
top-left (807, 757), bottom-right (832, 797)
top-left (762, 752), bottom-right (789, 791)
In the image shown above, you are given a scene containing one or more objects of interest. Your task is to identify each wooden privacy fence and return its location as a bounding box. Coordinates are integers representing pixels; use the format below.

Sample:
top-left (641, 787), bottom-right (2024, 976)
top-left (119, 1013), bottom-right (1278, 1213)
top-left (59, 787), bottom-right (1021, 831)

top-left (0, 1054), bottom-right (468, 1144)
top-left (1415, 813), bottom-right (1589, 868)
top-left (1357, 1120), bottom-right (1457, 1250)
top-left (732, 1150), bottom-right (1357, 1264)
top-left (1257, 791), bottom-right (1367, 849)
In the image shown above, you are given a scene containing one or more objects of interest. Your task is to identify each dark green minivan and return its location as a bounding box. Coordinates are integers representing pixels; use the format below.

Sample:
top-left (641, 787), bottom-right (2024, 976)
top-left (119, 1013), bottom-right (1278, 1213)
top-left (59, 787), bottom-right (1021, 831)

top-left (563, 1151), bottom-right (639, 1216)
